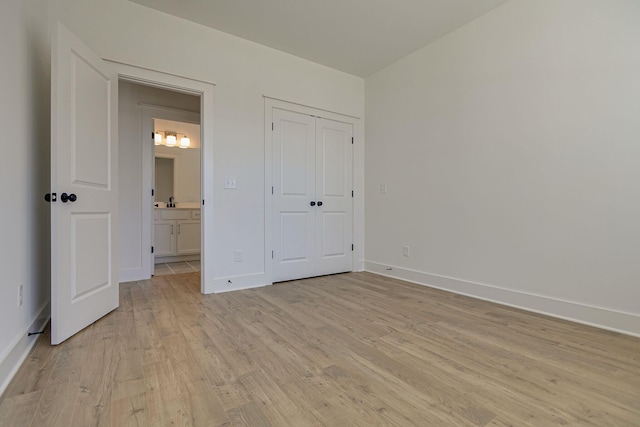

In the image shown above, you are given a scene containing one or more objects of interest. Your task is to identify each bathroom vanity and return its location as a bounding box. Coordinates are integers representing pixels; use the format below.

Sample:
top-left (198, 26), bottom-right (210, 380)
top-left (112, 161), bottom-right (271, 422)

top-left (154, 207), bottom-right (201, 263)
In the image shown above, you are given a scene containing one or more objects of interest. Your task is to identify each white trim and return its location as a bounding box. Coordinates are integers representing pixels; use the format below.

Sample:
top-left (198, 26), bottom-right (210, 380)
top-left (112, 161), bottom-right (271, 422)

top-left (213, 273), bottom-right (270, 293)
top-left (118, 268), bottom-right (143, 284)
top-left (264, 101), bottom-right (273, 283)
top-left (108, 60), bottom-right (215, 294)
top-left (138, 102), bottom-right (201, 118)
top-left (105, 59), bottom-right (216, 87)
top-left (154, 254), bottom-right (200, 264)
top-left (365, 261), bottom-right (640, 338)
top-left (263, 95), bottom-right (361, 120)
top-left (264, 97), bottom-right (364, 285)
top-left (0, 302), bottom-right (50, 397)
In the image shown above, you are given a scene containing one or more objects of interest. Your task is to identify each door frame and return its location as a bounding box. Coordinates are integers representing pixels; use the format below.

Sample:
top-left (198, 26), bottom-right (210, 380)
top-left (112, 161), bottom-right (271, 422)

top-left (109, 60), bottom-right (215, 294)
top-left (264, 96), bottom-right (364, 283)
top-left (142, 105), bottom-right (200, 278)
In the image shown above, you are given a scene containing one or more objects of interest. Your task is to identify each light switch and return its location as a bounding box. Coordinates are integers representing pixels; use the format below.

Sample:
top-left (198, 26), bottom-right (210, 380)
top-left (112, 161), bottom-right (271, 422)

top-left (224, 176), bottom-right (237, 189)
top-left (380, 184), bottom-right (387, 194)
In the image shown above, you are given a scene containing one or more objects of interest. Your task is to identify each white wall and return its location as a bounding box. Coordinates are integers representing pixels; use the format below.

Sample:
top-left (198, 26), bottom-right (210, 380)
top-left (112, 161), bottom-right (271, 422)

top-left (61, 0), bottom-right (364, 291)
top-left (0, 0), bottom-right (51, 395)
top-left (118, 81), bottom-right (200, 280)
top-left (365, 0), bottom-right (640, 336)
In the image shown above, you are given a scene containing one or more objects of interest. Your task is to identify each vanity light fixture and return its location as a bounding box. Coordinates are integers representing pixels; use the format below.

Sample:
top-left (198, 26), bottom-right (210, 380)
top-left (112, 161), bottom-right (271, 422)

top-left (179, 135), bottom-right (190, 149)
top-left (154, 131), bottom-right (190, 148)
top-left (165, 132), bottom-right (177, 147)
top-left (154, 131), bottom-right (164, 145)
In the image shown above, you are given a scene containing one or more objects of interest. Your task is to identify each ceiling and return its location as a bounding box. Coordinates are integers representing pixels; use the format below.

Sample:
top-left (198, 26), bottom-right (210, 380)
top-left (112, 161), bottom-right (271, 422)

top-left (129, 0), bottom-right (509, 77)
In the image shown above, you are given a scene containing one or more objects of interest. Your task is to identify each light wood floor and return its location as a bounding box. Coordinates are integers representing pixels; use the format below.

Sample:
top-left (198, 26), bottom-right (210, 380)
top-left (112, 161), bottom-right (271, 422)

top-left (1, 272), bottom-right (639, 426)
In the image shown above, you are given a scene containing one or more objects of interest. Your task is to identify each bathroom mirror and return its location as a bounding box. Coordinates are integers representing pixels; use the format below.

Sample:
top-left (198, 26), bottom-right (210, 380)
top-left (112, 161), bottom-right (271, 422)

top-left (155, 157), bottom-right (174, 203)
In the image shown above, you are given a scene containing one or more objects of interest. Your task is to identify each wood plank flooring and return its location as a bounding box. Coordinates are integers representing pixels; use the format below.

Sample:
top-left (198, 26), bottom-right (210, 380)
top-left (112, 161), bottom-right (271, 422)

top-left (1, 272), bottom-right (639, 426)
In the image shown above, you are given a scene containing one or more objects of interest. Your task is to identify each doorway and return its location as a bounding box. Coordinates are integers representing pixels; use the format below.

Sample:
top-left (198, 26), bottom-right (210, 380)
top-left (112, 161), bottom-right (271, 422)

top-left (118, 80), bottom-right (202, 284)
top-left (152, 118), bottom-right (202, 276)
top-left (112, 62), bottom-right (215, 294)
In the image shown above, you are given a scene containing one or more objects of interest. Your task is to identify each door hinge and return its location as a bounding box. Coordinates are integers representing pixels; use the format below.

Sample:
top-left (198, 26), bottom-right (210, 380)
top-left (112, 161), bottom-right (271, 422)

top-left (151, 188), bottom-right (154, 196)
top-left (352, 190), bottom-right (354, 197)
top-left (151, 246), bottom-right (154, 254)
top-left (152, 131), bottom-right (154, 140)
top-left (272, 122), bottom-right (274, 131)
top-left (352, 137), bottom-right (354, 144)
top-left (272, 186), bottom-right (274, 195)
top-left (202, 199), bottom-right (205, 205)
top-left (351, 244), bottom-right (354, 251)
top-left (272, 250), bottom-right (274, 259)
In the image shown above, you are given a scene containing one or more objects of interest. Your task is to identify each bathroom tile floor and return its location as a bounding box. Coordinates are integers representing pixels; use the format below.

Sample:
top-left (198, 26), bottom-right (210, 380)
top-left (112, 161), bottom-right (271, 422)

top-left (154, 260), bottom-right (200, 276)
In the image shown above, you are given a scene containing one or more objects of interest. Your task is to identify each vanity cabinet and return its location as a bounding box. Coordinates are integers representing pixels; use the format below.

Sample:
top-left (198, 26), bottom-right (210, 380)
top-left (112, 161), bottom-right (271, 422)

top-left (176, 220), bottom-right (201, 254)
top-left (154, 209), bottom-right (201, 260)
top-left (154, 220), bottom-right (177, 256)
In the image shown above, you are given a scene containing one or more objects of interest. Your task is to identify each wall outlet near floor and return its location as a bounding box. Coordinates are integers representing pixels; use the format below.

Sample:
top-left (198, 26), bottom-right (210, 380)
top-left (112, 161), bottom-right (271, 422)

top-left (234, 249), bottom-right (243, 262)
top-left (402, 246), bottom-right (410, 257)
top-left (18, 284), bottom-right (23, 306)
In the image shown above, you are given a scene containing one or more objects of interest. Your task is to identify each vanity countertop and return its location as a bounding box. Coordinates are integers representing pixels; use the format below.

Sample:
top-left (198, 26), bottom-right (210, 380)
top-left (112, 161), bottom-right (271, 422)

top-left (154, 202), bottom-right (201, 209)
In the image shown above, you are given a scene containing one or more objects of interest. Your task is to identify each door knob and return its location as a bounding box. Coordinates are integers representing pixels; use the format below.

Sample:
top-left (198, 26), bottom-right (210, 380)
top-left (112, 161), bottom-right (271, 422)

top-left (44, 193), bottom-right (57, 202)
top-left (60, 193), bottom-right (77, 203)
top-left (310, 201), bottom-right (316, 206)
top-left (317, 201), bottom-right (323, 206)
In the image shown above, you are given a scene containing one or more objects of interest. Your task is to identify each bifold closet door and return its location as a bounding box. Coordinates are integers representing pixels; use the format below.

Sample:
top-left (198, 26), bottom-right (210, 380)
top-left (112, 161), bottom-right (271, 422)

top-left (272, 108), bottom-right (353, 282)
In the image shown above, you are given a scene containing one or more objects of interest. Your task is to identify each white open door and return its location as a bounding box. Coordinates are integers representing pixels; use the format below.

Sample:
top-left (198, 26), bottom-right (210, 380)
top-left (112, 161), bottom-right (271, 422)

top-left (50, 23), bottom-right (119, 345)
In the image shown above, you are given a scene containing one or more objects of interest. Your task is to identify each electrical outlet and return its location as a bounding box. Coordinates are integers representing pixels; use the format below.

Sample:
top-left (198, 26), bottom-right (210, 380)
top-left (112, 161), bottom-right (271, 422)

top-left (18, 284), bottom-right (23, 306)
top-left (224, 176), bottom-right (237, 189)
top-left (403, 246), bottom-right (410, 257)
top-left (234, 249), bottom-right (243, 262)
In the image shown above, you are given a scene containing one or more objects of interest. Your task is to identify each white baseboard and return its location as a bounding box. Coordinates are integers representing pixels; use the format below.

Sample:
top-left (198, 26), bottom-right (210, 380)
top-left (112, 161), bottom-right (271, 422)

top-left (365, 261), bottom-right (640, 338)
top-left (0, 301), bottom-right (50, 398)
top-left (211, 272), bottom-right (271, 294)
top-left (119, 267), bottom-right (146, 283)
top-left (154, 254), bottom-right (200, 264)
top-left (209, 262), bottom-right (365, 293)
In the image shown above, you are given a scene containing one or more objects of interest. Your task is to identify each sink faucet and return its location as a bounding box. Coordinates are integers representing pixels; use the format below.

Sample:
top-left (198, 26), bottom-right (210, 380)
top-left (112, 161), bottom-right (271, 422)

top-left (169, 196), bottom-right (174, 207)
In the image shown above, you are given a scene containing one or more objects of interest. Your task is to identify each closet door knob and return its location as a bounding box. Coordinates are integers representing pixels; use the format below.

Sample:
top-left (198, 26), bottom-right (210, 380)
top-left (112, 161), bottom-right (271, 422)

top-left (310, 201), bottom-right (316, 206)
top-left (317, 201), bottom-right (323, 206)
top-left (60, 193), bottom-right (77, 203)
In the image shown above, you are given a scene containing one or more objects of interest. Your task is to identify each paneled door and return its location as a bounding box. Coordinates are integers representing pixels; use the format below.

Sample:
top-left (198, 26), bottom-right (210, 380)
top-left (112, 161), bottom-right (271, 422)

top-left (272, 108), bottom-right (353, 282)
top-left (50, 23), bottom-right (119, 345)
top-left (314, 118), bottom-right (353, 276)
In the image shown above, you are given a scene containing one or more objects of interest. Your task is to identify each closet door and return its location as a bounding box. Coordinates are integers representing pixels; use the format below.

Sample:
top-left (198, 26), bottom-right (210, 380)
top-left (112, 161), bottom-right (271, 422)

top-left (272, 108), bottom-right (316, 282)
top-left (272, 107), bottom-right (354, 283)
top-left (315, 118), bottom-right (353, 276)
